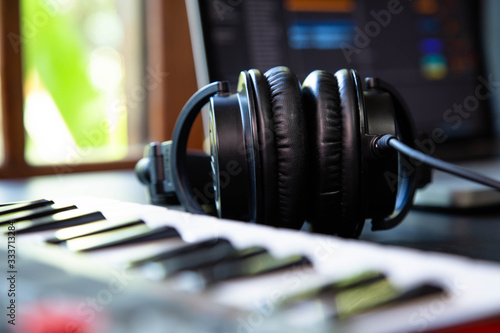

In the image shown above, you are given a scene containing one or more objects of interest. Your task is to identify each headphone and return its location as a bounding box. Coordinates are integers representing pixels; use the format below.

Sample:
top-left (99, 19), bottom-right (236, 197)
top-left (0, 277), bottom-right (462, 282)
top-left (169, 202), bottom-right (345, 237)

top-left (136, 66), bottom-right (500, 238)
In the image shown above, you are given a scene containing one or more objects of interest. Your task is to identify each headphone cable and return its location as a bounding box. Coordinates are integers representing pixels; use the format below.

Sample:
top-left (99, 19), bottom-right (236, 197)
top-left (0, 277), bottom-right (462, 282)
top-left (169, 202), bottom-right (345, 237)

top-left (375, 134), bottom-right (500, 191)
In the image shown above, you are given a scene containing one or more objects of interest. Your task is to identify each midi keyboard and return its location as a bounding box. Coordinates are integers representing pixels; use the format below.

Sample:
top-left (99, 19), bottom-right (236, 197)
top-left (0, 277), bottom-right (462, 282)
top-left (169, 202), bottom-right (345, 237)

top-left (1, 197), bottom-right (500, 333)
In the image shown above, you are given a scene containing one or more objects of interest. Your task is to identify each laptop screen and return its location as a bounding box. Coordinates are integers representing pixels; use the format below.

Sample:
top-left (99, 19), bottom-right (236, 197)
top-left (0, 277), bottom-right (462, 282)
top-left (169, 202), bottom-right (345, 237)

top-left (187, 0), bottom-right (494, 158)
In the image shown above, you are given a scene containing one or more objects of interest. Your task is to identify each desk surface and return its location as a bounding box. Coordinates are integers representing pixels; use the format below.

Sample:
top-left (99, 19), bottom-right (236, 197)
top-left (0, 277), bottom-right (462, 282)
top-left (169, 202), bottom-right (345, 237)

top-left (2, 170), bottom-right (500, 262)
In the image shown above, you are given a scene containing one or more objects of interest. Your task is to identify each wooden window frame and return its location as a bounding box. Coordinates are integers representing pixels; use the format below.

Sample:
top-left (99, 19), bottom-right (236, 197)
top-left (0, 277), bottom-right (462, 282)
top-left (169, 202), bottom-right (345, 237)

top-left (0, 0), bottom-right (202, 178)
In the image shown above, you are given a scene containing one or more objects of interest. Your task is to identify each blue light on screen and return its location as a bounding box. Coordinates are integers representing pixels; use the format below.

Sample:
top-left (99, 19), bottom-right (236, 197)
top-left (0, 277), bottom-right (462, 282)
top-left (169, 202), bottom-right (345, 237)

top-left (288, 19), bottom-right (354, 50)
top-left (420, 38), bottom-right (444, 54)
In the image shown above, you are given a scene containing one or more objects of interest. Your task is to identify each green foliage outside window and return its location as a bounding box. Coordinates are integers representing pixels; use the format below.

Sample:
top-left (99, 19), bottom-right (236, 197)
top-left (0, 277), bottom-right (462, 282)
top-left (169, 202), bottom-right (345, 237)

top-left (21, 0), bottom-right (129, 165)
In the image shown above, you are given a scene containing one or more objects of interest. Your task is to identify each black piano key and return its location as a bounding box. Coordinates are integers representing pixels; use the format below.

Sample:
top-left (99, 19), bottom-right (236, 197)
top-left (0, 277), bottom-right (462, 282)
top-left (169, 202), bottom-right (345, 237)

top-left (368, 283), bottom-right (445, 309)
top-left (12, 211), bottom-right (105, 234)
top-left (333, 279), bottom-right (445, 319)
top-left (130, 238), bottom-right (233, 267)
top-left (66, 225), bottom-right (180, 252)
top-left (158, 242), bottom-right (246, 275)
top-left (210, 252), bottom-right (311, 281)
top-left (157, 246), bottom-right (268, 281)
top-left (136, 240), bottom-right (267, 279)
top-left (0, 203), bottom-right (77, 225)
top-left (179, 250), bottom-right (312, 289)
top-left (279, 271), bottom-right (387, 308)
top-left (0, 199), bottom-right (53, 215)
top-left (46, 219), bottom-right (144, 244)
top-left (276, 270), bottom-right (445, 319)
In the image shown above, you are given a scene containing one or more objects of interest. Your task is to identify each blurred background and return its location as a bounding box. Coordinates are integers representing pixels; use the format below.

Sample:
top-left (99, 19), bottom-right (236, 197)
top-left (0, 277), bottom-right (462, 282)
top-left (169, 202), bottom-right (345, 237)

top-left (0, 0), bottom-right (201, 179)
top-left (20, 0), bottom-right (143, 165)
top-left (0, 0), bottom-right (499, 179)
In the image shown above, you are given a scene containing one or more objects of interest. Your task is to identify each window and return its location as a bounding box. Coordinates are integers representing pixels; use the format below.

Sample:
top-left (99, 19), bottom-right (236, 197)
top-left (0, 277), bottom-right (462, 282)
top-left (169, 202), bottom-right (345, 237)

top-left (0, 0), bottom-right (203, 178)
top-left (21, 0), bottom-right (146, 166)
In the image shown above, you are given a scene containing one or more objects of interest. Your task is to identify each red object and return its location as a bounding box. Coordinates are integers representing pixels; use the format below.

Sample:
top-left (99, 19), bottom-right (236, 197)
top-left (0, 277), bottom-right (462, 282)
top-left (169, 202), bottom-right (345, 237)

top-left (426, 316), bottom-right (500, 333)
top-left (9, 299), bottom-right (107, 333)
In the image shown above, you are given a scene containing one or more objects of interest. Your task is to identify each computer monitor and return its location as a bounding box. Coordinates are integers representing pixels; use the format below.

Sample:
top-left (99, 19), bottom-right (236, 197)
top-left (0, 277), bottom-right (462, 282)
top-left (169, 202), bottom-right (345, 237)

top-left (186, 0), bottom-right (494, 159)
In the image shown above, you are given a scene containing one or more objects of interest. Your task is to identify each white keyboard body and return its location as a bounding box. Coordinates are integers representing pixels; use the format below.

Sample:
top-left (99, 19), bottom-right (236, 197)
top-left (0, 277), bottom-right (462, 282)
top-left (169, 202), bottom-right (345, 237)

top-left (2, 197), bottom-right (500, 333)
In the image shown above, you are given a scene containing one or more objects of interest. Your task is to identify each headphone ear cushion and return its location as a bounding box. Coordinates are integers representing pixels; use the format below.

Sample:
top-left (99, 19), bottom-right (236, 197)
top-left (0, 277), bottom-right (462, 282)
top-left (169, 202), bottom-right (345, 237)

top-left (302, 70), bottom-right (343, 234)
top-left (247, 69), bottom-right (278, 226)
top-left (335, 69), bottom-right (364, 238)
top-left (263, 66), bottom-right (307, 230)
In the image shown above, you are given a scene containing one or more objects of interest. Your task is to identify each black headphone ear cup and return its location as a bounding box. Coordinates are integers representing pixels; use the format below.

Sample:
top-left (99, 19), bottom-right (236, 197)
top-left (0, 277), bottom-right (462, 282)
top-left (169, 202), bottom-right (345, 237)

top-left (335, 69), bottom-right (365, 237)
top-left (302, 69), bottom-right (365, 237)
top-left (302, 70), bottom-right (343, 235)
top-left (246, 69), bottom-right (279, 226)
top-left (259, 66), bottom-right (308, 230)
